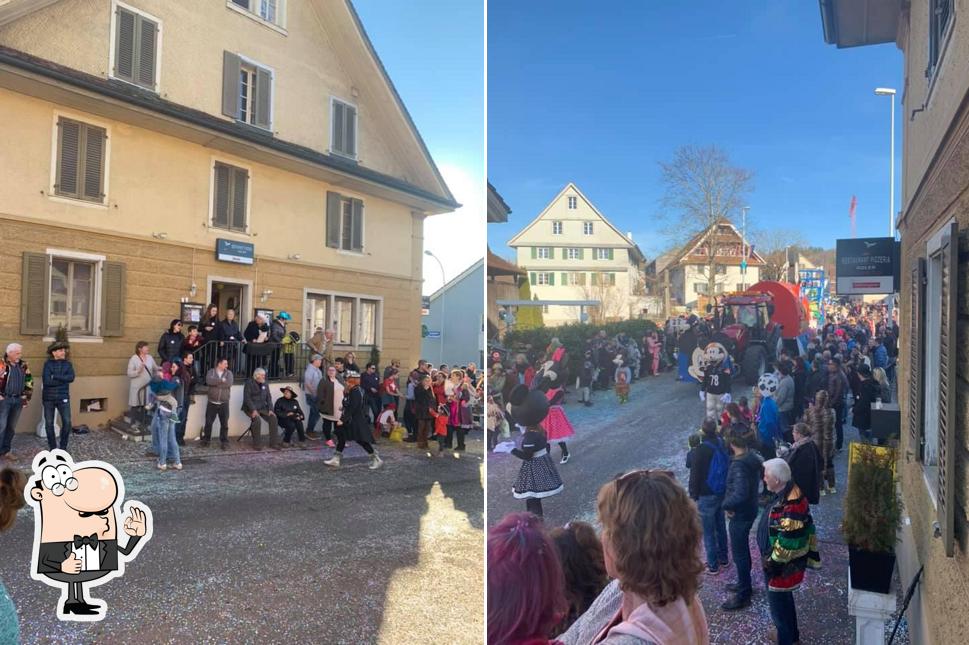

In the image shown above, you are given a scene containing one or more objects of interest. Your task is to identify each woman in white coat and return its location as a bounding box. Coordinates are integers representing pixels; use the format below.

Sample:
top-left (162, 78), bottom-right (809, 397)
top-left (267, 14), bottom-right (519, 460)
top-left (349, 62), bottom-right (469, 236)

top-left (127, 340), bottom-right (158, 416)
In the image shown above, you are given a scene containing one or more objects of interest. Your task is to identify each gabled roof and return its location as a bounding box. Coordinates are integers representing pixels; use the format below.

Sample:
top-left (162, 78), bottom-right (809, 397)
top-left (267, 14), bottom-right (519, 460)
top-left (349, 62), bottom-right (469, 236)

top-left (0, 0), bottom-right (64, 27)
top-left (507, 182), bottom-right (644, 261)
top-left (487, 182), bottom-right (512, 223)
top-left (655, 219), bottom-right (765, 270)
top-left (429, 258), bottom-right (483, 302)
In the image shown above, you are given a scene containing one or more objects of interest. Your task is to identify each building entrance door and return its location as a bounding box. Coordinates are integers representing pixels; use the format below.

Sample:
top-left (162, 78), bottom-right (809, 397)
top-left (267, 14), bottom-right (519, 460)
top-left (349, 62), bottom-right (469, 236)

top-left (211, 281), bottom-right (247, 320)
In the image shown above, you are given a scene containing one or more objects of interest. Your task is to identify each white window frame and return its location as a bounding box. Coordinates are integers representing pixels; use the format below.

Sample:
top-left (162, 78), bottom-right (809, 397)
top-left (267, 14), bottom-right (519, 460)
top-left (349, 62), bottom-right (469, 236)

top-left (594, 247), bottom-right (610, 260)
top-left (226, 0), bottom-right (288, 34)
top-left (208, 155), bottom-right (253, 236)
top-left (567, 272), bottom-right (581, 286)
top-left (239, 64), bottom-right (259, 126)
top-left (336, 195), bottom-right (366, 256)
top-left (566, 248), bottom-right (581, 260)
top-left (329, 96), bottom-right (360, 160)
top-left (552, 221), bottom-right (563, 235)
top-left (567, 196), bottom-right (577, 209)
top-left (536, 247), bottom-right (551, 260)
top-left (48, 109), bottom-right (112, 209)
top-left (108, 1), bottom-right (163, 93)
top-left (302, 288), bottom-right (383, 348)
top-left (43, 248), bottom-right (107, 341)
top-left (236, 54), bottom-right (275, 130)
top-left (536, 272), bottom-right (553, 286)
top-left (583, 221), bottom-right (594, 235)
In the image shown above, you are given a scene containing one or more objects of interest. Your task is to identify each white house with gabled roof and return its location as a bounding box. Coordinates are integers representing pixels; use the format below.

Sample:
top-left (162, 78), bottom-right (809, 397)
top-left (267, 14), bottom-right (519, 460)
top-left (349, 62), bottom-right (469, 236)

top-left (507, 183), bottom-right (649, 325)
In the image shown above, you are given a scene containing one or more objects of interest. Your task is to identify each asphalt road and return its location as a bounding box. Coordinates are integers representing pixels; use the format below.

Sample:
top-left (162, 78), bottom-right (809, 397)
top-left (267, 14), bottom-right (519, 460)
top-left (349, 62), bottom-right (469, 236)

top-left (487, 372), bottom-right (869, 644)
top-left (2, 436), bottom-right (484, 644)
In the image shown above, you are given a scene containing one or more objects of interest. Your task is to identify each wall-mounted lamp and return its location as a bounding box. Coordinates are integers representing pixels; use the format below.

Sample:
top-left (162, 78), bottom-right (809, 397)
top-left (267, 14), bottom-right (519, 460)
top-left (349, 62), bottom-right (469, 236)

top-left (288, 254), bottom-right (302, 261)
top-left (152, 232), bottom-right (168, 240)
top-left (260, 289), bottom-right (273, 303)
top-left (189, 282), bottom-right (197, 298)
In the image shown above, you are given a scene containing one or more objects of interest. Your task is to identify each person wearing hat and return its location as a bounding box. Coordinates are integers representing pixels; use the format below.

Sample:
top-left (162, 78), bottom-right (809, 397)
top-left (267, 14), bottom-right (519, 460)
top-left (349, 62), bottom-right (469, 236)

top-left (324, 370), bottom-right (383, 470)
top-left (242, 368), bottom-right (280, 451)
top-left (508, 385), bottom-right (563, 518)
top-left (274, 386), bottom-right (307, 448)
top-left (268, 312), bottom-right (291, 379)
top-left (41, 341), bottom-right (75, 451)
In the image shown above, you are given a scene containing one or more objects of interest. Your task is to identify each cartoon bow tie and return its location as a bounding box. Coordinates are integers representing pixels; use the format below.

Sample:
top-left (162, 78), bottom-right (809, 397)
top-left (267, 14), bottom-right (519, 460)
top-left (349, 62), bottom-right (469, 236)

top-left (73, 534), bottom-right (99, 549)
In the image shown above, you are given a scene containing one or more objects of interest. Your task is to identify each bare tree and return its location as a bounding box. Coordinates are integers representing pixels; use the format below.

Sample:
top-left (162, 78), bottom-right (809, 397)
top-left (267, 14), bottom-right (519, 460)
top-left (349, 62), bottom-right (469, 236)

top-left (659, 145), bottom-right (754, 297)
top-left (581, 278), bottom-right (626, 325)
top-left (753, 229), bottom-right (808, 281)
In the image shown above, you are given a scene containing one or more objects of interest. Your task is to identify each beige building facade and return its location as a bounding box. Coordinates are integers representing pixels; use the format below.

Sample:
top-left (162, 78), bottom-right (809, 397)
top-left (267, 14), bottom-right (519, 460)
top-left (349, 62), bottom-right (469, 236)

top-left (821, 1), bottom-right (969, 643)
top-left (0, 0), bottom-right (456, 430)
top-left (507, 183), bottom-right (647, 326)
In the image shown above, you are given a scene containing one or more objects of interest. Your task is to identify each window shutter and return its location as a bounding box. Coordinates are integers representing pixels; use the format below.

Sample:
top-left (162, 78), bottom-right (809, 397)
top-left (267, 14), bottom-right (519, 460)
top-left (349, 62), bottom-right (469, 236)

top-left (82, 125), bottom-right (106, 201)
top-left (610, 273), bottom-right (616, 286)
top-left (345, 104), bottom-right (356, 156)
top-left (529, 272), bottom-right (536, 286)
top-left (325, 191), bottom-right (341, 248)
top-left (561, 272), bottom-right (568, 285)
top-left (531, 247), bottom-right (536, 260)
top-left (21, 252), bottom-right (49, 335)
top-left (578, 248), bottom-right (584, 260)
top-left (350, 198), bottom-right (364, 252)
top-left (137, 15), bottom-right (157, 88)
top-left (608, 248), bottom-right (614, 260)
top-left (938, 222), bottom-right (958, 558)
top-left (101, 261), bottom-right (125, 337)
top-left (222, 52), bottom-right (242, 117)
top-left (255, 66), bottom-right (272, 129)
top-left (909, 257), bottom-right (926, 460)
top-left (548, 273), bottom-right (555, 286)
top-left (332, 101), bottom-right (345, 153)
top-left (231, 167), bottom-right (248, 231)
top-left (577, 273), bottom-right (586, 286)
top-left (115, 7), bottom-right (135, 80)
top-left (56, 118), bottom-right (80, 197)
top-left (592, 273), bottom-right (599, 286)
top-left (213, 163), bottom-right (230, 228)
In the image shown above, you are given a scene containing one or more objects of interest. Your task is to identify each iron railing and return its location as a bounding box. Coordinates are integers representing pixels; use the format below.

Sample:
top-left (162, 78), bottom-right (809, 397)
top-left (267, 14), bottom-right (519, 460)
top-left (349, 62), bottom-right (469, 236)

top-left (189, 340), bottom-right (314, 385)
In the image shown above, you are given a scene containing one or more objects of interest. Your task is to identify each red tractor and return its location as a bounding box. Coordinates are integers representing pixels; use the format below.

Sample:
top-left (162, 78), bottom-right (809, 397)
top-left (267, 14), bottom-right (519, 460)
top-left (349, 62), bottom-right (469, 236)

top-left (707, 281), bottom-right (810, 384)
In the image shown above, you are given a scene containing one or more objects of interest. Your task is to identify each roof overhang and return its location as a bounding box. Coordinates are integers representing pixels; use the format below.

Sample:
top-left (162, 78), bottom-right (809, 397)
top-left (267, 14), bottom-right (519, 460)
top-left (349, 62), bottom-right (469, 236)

top-left (0, 0), bottom-right (65, 27)
top-left (819, 0), bottom-right (901, 48)
top-left (487, 182), bottom-right (512, 223)
top-left (0, 47), bottom-right (459, 214)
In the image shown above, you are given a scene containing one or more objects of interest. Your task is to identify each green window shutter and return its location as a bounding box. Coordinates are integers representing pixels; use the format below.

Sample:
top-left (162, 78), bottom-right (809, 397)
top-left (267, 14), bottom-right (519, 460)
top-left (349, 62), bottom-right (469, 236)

top-left (531, 247), bottom-right (536, 259)
top-left (213, 163), bottom-right (230, 228)
top-left (230, 167), bottom-right (248, 231)
top-left (332, 100), bottom-right (345, 153)
top-left (529, 272), bottom-right (536, 286)
top-left (609, 273), bottom-right (616, 286)
top-left (548, 272), bottom-right (555, 286)
top-left (350, 198), bottom-right (364, 252)
top-left (55, 118), bottom-right (80, 198)
top-left (578, 248), bottom-right (584, 260)
top-left (255, 66), bottom-right (272, 129)
top-left (591, 272), bottom-right (599, 286)
top-left (608, 248), bottom-right (614, 260)
top-left (325, 191), bottom-right (342, 248)
top-left (344, 104), bottom-right (357, 156)
top-left (21, 252), bottom-right (49, 335)
top-left (136, 14), bottom-right (157, 88)
top-left (561, 272), bottom-right (568, 285)
top-left (222, 51), bottom-right (242, 117)
top-left (115, 7), bottom-right (136, 81)
top-left (81, 124), bottom-right (106, 202)
top-left (101, 261), bottom-right (126, 337)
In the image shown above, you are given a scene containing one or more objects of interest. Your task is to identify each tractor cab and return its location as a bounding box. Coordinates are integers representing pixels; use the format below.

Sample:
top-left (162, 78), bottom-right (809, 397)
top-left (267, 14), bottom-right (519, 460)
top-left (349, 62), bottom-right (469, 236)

top-left (707, 292), bottom-right (782, 384)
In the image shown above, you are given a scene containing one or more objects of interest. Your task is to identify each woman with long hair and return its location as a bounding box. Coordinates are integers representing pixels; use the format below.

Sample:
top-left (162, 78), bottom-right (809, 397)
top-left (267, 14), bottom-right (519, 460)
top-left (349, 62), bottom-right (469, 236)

top-left (549, 521), bottom-right (608, 635)
top-left (560, 470), bottom-right (709, 644)
top-left (487, 512), bottom-right (567, 645)
top-left (199, 304), bottom-right (221, 372)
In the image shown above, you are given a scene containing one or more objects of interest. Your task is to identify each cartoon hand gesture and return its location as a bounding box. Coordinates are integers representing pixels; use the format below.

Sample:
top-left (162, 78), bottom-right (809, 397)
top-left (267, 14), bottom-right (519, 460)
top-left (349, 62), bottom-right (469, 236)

top-left (61, 553), bottom-right (82, 574)
top-left (123, 505), bottom-right (148, 537)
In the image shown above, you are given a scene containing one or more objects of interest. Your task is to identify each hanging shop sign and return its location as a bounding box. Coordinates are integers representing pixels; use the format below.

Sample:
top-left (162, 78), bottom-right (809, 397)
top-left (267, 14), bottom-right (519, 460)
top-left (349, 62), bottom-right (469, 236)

top-left (835, 237), bottom-right (899, 295)
top-left (422, 296), bottom-right (431, 316)
top-left (216, 239), bottom-right (255, 265)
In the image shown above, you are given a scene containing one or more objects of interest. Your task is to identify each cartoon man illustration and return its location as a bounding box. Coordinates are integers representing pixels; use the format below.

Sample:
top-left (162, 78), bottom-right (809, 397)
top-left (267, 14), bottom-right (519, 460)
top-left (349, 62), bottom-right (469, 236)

top-left (25, 449), bottom-right (152, 621)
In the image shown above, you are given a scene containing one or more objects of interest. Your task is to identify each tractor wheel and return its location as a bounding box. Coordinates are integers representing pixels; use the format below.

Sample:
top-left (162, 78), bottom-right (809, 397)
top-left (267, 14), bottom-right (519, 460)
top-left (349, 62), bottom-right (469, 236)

top-left (743, 345), bottom-right (767, 385)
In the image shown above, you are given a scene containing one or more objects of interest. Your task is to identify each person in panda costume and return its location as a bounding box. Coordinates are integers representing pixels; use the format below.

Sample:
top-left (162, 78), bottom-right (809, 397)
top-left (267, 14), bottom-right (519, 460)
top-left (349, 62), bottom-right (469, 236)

top-left (508, 385), bottom-right (563, 518)
top-left (699, 342), bottom-right (732, 421)
top-left (755, 372), bottom-right (783, 463)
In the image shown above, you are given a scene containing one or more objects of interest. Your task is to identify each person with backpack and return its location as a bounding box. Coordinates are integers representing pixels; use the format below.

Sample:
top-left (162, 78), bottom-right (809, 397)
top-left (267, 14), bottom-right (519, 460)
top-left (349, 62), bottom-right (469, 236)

top-left (688, 419), bottom-right (730, 575)
top-left (721, 429), bottom-right (764, 611)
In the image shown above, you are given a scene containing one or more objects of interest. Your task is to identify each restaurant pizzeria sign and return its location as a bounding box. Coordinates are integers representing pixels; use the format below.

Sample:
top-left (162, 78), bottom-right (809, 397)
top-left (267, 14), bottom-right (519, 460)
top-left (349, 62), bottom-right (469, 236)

top-left (835, 237), bottom-right (900, 295)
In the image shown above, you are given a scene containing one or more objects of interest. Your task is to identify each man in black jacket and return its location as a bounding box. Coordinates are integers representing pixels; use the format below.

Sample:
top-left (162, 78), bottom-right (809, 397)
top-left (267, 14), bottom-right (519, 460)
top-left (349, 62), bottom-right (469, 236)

top-left (241, 368), bottom-right (279, 450)
top-left (721, 430), bottom-right (764, 610)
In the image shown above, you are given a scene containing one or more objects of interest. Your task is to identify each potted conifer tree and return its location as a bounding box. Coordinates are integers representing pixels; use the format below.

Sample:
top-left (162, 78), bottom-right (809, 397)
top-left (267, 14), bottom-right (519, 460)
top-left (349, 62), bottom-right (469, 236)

top-left (841, 443), bottom-right (902, 593)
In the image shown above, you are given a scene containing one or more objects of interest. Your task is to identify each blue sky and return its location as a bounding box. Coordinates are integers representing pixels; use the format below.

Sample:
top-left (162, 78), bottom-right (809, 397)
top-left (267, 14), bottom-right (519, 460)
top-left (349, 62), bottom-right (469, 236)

top-left (487, 1), bottom-right (903, 261)
top-left (353, 0), bottom-right (484, 293)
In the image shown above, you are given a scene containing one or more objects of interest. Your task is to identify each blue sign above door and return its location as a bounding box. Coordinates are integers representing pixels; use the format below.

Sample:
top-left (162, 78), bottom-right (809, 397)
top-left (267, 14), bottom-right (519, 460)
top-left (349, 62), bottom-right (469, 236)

top-left (216, 239), bottom-right (254, 265)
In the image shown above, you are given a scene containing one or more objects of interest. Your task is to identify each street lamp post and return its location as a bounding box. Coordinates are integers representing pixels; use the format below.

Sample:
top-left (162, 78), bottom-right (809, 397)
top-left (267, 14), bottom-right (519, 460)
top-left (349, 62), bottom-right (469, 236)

top-left (875, 87), bottom-right (897, 324)
top-left (424, 250), bottom-right (446, 366)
